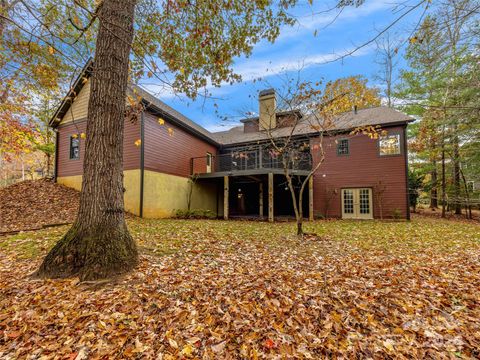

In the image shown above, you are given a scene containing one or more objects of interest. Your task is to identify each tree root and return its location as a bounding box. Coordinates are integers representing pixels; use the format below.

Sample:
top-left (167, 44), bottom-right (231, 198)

top-left (34, 224), bottom-right (138, 281)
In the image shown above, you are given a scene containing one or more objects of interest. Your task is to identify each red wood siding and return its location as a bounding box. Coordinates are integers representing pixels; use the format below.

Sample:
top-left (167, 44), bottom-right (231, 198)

top-left (56, 119), bottom-right (140, 177)
top-left (143, 112), bottom-right (217, 177)
top-left (311, 125), bottom-right (408, 219)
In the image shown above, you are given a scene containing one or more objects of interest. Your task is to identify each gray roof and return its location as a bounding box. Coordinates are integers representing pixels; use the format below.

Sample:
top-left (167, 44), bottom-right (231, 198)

top-left (211, 107), bottom-right (413, 145)
top-left (131, 85), bottom-right (217, 144)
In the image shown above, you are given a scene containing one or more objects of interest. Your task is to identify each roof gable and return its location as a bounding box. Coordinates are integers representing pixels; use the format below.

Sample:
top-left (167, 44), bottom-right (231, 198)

top-left (49, 60), bottom-right (219, 146)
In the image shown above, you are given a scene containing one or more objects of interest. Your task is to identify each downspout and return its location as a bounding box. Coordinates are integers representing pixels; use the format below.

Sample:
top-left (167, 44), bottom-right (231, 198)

top-left (403, 125), bottom-right (411, 221)
top-left (53, 129), bottom-right (59, 182)
top-left (139, 111), bottom-right (145, 218)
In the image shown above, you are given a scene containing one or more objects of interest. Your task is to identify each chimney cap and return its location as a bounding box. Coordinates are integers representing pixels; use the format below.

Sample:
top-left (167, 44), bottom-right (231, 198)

top-left (259, 88), bottom-right (275, 97)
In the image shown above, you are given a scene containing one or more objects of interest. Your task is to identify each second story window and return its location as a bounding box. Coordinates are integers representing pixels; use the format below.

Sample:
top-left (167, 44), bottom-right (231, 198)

top-left (379, 134), bottom-right (401, 156)
top-left (337, 139), bottom-right (349, 156)
top-left (70, 136), bottom-right (80, 160)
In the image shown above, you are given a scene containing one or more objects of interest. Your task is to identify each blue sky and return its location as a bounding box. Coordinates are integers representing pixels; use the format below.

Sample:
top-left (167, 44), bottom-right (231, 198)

top-left (143, 0), bottom-right (426, 132)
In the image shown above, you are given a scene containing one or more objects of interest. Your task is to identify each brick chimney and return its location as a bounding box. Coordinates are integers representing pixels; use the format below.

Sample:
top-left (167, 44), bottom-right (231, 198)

top-left (259, 89), bottom-right (276, 130)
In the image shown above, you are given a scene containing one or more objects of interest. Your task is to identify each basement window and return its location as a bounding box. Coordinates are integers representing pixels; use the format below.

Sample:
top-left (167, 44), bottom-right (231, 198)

top-left (337, 139), bottom-right (349, 156)
top-left (70, 136), bottom-right (80, 160)
top-left (379, 134), bottom-right (401, 156)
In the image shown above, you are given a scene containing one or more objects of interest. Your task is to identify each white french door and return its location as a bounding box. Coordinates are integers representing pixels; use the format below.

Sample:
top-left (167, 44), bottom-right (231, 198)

top-left (341, 188), bottom-right (373, 219)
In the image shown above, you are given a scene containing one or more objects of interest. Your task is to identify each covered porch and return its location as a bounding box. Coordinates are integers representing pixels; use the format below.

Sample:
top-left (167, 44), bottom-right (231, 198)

top-left (199, 170), bottom-right (314, 222)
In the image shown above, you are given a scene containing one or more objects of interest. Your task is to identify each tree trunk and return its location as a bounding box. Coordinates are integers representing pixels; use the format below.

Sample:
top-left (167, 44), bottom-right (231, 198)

top-left (453, 131), bottom-right (461, 215)
top-left (297, 183), bottom-right (304, 236)
top-left (35, 0), bottom-right (138, 281)
top-left (46, 153), bottom-right (51, 177)
top-left (297, 220), bottom-right (303, 236)
top-left (441, 146), bottom-right (446, 218)
top-left (459, 168), bottom-right (472, 220)
top-left (430, 160), bottom-right (438, 209)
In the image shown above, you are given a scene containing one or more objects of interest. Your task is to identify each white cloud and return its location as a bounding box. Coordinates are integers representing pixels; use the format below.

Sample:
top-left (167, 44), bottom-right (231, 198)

top-left (138, 44), bottom-right (375, 103)
top-left (232, 45), bottom-right (375, 82)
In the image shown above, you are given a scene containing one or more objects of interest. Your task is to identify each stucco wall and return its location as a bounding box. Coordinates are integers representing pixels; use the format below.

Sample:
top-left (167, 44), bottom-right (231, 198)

top-left (58, 169), bottom-right (219, 219)
top-left (142, 170), bottom-right (218, 218)
top-left (57, 169), bottom-right (141, 216)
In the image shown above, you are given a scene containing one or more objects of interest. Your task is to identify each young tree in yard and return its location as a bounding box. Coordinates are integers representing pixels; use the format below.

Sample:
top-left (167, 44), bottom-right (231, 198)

top-left (373, 180), bottom-right (387, 220)
top-left (262, 76), bottom-right (381, 236)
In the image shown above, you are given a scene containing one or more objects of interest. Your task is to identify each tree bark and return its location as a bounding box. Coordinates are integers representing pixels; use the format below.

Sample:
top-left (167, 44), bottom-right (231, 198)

top-left (430, 159), bottom-right (438, 209)
top-left (46, 152), bottom-right (51, 177)
top-left (36, 0), bottom-right (138, 281)
top-left (453, 130), bottom-right (462, 215)
top-left (441, 142), bottom-right (446, 218)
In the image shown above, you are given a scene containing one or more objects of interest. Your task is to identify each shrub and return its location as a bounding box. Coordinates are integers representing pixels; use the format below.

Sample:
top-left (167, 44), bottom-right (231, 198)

top-left (174, 209), bottom-right (217, 219)
top-left (391, 208), bottom-right (403, 220)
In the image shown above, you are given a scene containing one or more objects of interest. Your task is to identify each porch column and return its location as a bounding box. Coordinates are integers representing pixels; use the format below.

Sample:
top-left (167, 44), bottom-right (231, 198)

top-left (268, 173), bottom-right (274, 222)
top-left (259, 182), bottom-right (264, 218)
top-left (224, 175), bottom-right (229, 220)
top-left (309, 176), bottom-right (314, 221)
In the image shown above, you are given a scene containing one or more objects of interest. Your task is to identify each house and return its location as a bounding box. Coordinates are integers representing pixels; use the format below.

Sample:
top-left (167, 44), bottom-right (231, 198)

top-left (50, 62), bottom-right (414, 220)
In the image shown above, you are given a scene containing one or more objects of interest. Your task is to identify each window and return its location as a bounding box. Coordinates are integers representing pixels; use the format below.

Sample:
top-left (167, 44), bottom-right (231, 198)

top-left (379, 134), bottom-right (401, 156)
top-left (70, 136), bottom-right (80, 160)
top-left (359, 189), bottom-right (370, 214)
top-left (337, 139), bottom-right (349, 156)
top-left (343, 189), bottom-right (354, 214)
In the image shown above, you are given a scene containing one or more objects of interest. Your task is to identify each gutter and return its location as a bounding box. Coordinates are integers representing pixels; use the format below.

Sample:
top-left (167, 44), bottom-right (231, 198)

top-left (139, 111), bottom-right (145, 218)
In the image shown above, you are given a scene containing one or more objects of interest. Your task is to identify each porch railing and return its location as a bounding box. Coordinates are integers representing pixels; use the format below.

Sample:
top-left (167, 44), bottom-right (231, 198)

top-left (190, 150), bottom-right (312, 175)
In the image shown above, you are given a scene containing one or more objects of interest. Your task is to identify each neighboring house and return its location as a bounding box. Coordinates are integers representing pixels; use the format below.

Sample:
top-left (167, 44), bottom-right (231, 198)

top-left (51, 62), bottom-right (413, 220)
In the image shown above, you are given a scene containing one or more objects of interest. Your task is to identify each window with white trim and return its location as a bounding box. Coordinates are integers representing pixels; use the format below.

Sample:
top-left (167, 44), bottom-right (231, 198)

top-left (379, 134), bottom-right (401, 156)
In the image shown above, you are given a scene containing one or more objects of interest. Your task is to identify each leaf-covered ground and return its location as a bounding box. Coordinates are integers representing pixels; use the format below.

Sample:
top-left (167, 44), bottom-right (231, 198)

top-left (0, 217), bottom-right (479, 359)
top-left (0, 179), bottom-right (79, 233)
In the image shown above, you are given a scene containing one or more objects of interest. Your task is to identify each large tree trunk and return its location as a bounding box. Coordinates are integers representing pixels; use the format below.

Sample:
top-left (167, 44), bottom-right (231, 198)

top-left (36, 0), bottom-right (138, 281)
